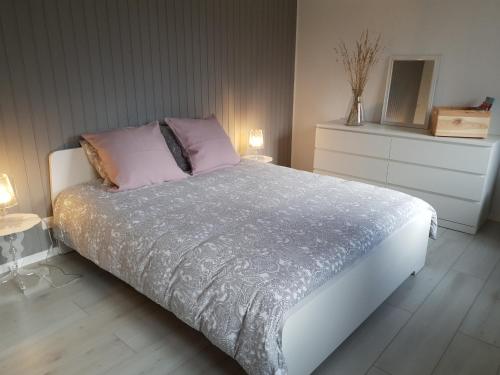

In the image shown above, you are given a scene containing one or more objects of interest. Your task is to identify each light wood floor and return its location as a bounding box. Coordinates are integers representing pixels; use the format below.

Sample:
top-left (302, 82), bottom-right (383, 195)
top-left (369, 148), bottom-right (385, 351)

top-left (1, 221), bottom-right (500, 375)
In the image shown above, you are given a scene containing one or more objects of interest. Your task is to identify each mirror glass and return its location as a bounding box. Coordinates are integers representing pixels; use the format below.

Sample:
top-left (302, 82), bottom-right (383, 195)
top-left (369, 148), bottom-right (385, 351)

top-left (382, 57), bottom-right (439, 128)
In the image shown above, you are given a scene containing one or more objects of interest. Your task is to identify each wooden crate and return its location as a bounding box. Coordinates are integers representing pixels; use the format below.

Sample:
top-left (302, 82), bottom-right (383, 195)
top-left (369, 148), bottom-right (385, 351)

top-left (430, 106), bottom-right (490, 138)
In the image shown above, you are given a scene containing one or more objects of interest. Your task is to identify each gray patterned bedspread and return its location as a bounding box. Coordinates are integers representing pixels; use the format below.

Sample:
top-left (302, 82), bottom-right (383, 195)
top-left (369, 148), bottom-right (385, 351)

top-left (54, 161), bottom-right (437, 374)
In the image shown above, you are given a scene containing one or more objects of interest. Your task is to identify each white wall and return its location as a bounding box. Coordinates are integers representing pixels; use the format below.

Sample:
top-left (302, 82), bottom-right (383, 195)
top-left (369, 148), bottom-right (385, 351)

top-left (292, 0), bottom-right (500, 220)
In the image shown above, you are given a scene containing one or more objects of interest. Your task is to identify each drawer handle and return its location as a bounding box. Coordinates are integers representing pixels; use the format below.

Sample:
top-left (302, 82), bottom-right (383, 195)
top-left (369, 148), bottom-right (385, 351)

top-left (452, 118), bottom-right (463, 125)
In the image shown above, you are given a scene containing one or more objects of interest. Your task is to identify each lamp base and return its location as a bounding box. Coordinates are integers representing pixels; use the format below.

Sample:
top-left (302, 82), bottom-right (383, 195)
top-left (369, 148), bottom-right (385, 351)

top-left (242, 154), bottom-right (273, 164)
top-left (245, 154), bottom-right (266, 161)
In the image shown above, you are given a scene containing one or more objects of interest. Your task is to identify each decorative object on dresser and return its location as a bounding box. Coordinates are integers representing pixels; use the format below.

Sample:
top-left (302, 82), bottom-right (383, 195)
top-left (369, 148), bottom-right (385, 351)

top-left (334, 30), bottom-right (383, 126)
top-left (431, 106), bottom-right (491, 138)
top-left (381, 55), bottom-right (440, 129)
top-left (313, 121), bottom-right (500, 234)
top-left (472, 96), bottom-right (495, 112)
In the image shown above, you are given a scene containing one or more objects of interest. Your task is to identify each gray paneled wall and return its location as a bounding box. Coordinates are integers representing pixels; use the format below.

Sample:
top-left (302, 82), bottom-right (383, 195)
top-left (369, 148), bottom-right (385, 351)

top-left (0, 0), bottom-right (297, 220)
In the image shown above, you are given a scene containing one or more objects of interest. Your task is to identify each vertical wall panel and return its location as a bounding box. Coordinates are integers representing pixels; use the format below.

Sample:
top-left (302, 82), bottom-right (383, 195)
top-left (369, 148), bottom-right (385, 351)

top-left (84, 0), bottom-right (109, 132)
top-left (214, 0), bottom-right (224, 128)
top-left (183, 0), bottom-right (196, 117)
top-left (128, 0), bottom-right (147, 124)
top-left (15, 0), bottom-right (51, 215)
top-left (58, 1), bottom-right (86, 141)
top-left (107, 0), bottom-right (129, 127)
top-left (44, 0), bottom-right (76, 146)
top-left (138, 0), bottom-right (156, 121)
top-left (166, 0), bottom-right (179, 116)
top-left (0, 0), bottom-right (297, 221)
top-left (206, 0), bottom-right (216, 117)
top-left (157, 0), bottom-right (170, 117)
top-left (148, 0), bottom-right (164, 121)
top-left (96, 0), bottom-right (120, 129)
top-left (70, 0), bottom-right (97, 134)
top-left (0, 0), bottom-right (35, 214)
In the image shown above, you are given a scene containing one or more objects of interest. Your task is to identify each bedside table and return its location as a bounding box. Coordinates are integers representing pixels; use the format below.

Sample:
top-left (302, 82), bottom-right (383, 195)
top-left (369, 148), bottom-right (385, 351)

top-left (0, 213), bottom-right (44, 292)
top-left (242, 155), bottom-right (273, 163)
top-left (0, 213), bottom-right (82, 294)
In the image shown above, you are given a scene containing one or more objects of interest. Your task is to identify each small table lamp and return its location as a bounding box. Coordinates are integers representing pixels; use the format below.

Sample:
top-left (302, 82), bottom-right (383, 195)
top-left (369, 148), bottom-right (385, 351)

top-left (247, 129), bottom-right (265, 161)
top-left (0, 173), bottom-right (18, 216)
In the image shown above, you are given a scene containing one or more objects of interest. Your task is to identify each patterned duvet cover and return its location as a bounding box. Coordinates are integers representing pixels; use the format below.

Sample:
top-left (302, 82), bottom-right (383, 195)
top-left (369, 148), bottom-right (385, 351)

top-left (54, 161), bottom-right (436, 374)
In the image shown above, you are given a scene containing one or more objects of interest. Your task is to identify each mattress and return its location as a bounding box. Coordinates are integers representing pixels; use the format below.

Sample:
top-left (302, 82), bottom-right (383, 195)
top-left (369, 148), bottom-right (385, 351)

top-left (54, 160), bottom-right (437, 374)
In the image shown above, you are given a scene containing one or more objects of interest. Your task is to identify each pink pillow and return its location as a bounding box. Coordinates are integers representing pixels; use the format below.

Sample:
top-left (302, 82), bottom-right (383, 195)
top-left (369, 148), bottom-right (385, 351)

top-left (165, 116), bottom-right (240, 175)
top-left (82, 122), bottom-right (187, 190)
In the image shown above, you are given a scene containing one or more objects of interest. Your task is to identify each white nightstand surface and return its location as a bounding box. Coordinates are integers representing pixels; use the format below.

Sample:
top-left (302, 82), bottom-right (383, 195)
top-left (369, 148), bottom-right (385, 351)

top-left (0, 213), bottom-right (41, 237)
top-left (242, 155), bottom-right (273, 163)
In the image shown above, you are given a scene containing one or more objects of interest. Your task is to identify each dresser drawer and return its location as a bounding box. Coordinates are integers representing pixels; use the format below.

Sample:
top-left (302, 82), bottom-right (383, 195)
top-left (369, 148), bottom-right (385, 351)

top-left (315, 128), bottom-right (391, 158)
top-left (387, 161), bottom-right (485, 201)
top-left (389, 186), bottom-right (481, 227)
top-left (314, 149), bottom-right (388, 183)
top-left (390, 138), bottom-right (491, 174)
top-left (313, 169), bottom-right (386, 187)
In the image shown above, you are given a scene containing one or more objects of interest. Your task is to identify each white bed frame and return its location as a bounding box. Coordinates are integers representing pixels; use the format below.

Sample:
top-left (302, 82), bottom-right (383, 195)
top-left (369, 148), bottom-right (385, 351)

top-left (49, 148), bottom-right (431, 375)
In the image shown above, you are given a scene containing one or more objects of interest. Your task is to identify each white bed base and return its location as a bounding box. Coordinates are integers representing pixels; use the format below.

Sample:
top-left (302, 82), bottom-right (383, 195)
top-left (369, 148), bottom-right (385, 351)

top-left (282, 212), bottom-right (430, 375)
top-left (49, 147), bottom-right (431, 375)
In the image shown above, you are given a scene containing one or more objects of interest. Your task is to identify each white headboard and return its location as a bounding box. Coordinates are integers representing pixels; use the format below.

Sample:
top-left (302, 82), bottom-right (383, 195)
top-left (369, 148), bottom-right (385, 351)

top-left (49, 148), bottom-right (97, 208)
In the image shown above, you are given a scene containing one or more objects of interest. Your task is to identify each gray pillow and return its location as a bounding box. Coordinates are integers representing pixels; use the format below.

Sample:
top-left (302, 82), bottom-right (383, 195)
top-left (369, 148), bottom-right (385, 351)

top-left (160, 124), bottom-right (192, 173)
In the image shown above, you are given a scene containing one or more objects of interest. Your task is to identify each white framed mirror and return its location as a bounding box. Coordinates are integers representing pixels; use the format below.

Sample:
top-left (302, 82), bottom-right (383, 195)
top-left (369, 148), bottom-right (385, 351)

top-left (381, 55), bottom-right (440, 129)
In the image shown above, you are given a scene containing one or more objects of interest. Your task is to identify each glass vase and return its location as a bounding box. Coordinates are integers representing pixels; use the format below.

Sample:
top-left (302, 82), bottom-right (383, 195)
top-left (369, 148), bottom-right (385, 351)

top-left (345, 95), bottom-right (364, 126)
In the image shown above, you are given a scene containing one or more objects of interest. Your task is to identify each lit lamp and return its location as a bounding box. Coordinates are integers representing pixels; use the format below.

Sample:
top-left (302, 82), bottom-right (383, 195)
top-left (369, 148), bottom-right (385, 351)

top-left (0, 173), bottom-right (17, 216)
top-left (247, 129), bottom-right (264, 160)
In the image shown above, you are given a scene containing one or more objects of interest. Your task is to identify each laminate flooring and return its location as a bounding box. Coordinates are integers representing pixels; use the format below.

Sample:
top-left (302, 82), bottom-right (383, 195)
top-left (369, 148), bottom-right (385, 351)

top-left (1, 221), bottom-right (499, 375)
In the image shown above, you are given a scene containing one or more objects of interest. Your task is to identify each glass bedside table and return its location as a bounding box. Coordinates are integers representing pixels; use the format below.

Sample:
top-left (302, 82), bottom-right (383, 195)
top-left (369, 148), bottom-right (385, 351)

top-left (0, 213), bottom-right (44, 292)
top-left (0, 213), bottom-right (81, 293)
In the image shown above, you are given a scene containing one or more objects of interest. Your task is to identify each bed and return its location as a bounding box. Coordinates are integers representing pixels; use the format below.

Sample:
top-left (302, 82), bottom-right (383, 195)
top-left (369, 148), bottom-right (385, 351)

top-left (49, 147), bottom-right (436, 375)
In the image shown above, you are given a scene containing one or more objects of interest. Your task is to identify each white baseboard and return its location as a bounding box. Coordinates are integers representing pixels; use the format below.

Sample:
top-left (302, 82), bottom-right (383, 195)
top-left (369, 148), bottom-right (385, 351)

top-left (0, 246), bottom-right (68, 275)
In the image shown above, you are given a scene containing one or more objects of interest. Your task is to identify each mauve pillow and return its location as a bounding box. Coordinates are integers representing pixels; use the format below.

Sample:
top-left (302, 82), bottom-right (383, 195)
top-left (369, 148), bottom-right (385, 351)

top-left (165, 116), bottom-right (240, 175)
top-left (82, 122), bottom-right (187, 190)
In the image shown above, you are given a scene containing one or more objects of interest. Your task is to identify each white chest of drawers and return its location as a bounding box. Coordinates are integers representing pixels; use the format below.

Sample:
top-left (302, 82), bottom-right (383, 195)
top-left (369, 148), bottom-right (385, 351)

top-left (313, 121), bottom-right (500, 234)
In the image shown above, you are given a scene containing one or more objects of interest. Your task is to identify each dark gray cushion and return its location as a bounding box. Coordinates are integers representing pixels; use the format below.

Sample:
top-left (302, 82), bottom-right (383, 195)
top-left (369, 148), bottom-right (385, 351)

top-left (160, 124), bottom-right (192, 173)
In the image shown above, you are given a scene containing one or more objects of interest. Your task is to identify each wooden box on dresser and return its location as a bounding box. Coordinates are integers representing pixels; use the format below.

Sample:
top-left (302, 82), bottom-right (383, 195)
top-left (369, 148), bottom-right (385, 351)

top-left (313, 121), bottom-right (500, 234)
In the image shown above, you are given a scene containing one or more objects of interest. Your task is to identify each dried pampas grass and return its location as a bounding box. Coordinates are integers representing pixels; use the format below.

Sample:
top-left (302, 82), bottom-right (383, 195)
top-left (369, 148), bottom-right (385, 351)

top-left (334, 30), bottom-right (382, 99)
